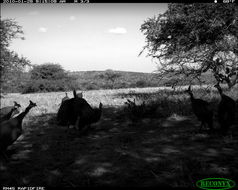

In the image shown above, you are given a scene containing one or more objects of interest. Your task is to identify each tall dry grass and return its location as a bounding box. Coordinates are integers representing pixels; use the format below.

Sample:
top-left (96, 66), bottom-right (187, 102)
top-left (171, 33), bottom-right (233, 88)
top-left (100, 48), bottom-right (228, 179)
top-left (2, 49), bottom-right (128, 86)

top-left (1, 85), bottom-right (237, 120)
top-left (0, 87), bottom-right (171, 116)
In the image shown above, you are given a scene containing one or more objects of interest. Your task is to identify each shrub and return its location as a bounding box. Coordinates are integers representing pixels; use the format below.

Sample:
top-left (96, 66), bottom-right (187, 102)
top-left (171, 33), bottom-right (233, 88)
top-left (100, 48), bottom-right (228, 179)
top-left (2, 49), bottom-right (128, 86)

top-left (22, 63), bottom-right (76, 93)
top-left (135, 80), bottom-right (148, 88)
top-left (22, 78), bottom-right (76, 93)
top-left (114, 82), bottom-right (127, 89)
top-left (83, 83), bottom-right (99, 90)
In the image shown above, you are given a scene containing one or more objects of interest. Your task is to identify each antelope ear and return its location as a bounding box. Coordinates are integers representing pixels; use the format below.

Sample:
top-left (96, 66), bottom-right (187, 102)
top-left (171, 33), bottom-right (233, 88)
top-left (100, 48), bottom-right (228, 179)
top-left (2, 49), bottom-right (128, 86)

top-left (99, 102), bottom-right (103, 109)
top-left (73, 89), bottom-right (77, 98)
top-left (29, 100), bottom-right (37, 106)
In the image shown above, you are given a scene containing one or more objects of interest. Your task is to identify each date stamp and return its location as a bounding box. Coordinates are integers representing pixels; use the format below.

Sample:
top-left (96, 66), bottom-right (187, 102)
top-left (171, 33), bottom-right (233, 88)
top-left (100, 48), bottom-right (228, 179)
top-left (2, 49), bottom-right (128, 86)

top-left (2, 0), bottom-right (89, 2)
top-left (2, 0), bottom-right (32, 3)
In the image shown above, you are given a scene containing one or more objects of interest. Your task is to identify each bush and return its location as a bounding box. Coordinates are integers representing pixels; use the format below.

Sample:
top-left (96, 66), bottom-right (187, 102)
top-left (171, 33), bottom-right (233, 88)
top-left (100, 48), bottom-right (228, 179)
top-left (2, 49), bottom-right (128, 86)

top-left (22, 78), bottom-right (76, 93)
top-left (114, 82), bottom-right (127, 89)
top-left (82, 82), bottom-right (100, 90)
top-left (135, 80), bottom-right (148, 88)
top-left (22, 63), bottom-right (77, 93)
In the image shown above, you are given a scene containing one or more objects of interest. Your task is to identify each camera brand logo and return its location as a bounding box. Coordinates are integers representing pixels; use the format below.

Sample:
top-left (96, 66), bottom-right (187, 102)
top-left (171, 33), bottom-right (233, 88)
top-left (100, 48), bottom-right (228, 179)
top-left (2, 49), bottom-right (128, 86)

top-left (196, 178), bottom-right (236, 190)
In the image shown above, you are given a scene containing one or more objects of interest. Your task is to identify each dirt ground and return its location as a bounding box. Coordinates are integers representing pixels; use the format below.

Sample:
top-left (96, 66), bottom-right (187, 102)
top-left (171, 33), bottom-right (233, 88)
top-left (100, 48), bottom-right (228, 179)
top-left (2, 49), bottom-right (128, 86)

top-left (0, 106), bottom-right (238, 188)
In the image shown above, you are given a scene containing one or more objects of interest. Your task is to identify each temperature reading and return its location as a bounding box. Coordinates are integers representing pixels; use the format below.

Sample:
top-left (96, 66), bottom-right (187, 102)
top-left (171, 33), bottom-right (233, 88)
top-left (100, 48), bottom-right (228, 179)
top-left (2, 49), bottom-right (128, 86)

top-left (223, 0), bottom-right (235, 3)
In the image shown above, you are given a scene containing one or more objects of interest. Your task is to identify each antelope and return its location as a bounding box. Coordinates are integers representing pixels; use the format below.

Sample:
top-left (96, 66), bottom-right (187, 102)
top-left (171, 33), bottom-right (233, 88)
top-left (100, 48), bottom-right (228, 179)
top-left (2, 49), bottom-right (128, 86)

top-left (214, 83), bottom-right (236, 135)
top-left (185, 85), bottom-right (213, 132)
top-left (0, 100), bottom-right (37, 151)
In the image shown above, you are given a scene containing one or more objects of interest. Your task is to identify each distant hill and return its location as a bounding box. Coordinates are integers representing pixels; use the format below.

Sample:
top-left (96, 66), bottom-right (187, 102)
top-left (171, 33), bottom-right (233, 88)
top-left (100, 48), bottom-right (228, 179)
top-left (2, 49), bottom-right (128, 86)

top-left (68, 70), bottom-right (216, 90)
top-left (69, 70), bottom-right (160, 90)
top-left (1, 69), bottom-right (216, 93)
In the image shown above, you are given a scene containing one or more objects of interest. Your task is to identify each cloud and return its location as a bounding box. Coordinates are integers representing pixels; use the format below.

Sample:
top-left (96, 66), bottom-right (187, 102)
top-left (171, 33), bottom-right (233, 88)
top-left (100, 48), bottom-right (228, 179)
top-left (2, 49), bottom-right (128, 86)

top-left (69, 16), bottom-right (76, 21)
top-left (38, 27), bottom-right (48, 33)
top-left (57, 25), bottom-right (63, 29)
top-left (108, 27), bottom-right (127, 34)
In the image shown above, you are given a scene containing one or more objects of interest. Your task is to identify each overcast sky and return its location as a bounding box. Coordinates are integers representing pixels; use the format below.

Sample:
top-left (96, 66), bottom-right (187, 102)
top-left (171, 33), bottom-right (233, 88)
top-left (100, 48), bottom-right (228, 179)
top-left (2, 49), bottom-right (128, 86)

top-left (2, 3), bottom-right (168, 73)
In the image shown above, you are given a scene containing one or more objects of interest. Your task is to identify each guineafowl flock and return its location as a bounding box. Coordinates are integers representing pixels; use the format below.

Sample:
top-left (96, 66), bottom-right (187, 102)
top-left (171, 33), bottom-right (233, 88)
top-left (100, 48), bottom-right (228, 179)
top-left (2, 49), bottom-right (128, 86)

top-left (0, 84), bottom-right (237, 157)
